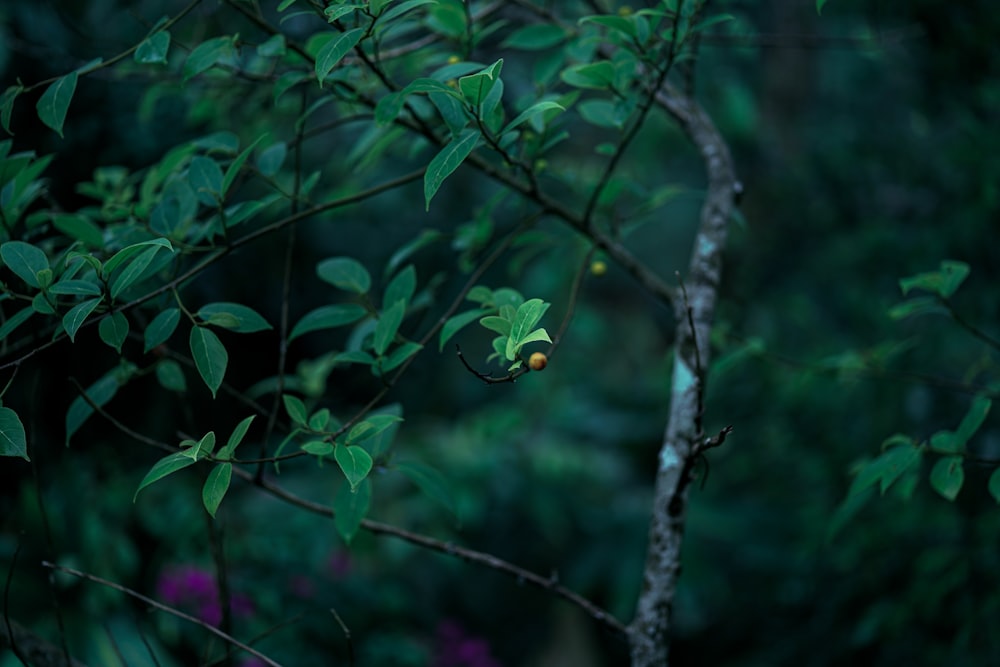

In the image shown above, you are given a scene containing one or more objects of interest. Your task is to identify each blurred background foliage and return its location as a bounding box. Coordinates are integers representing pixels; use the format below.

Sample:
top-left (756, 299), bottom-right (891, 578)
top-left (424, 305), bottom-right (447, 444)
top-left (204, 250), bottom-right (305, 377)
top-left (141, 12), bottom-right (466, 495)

top-left (1, 0), bottom-right (998, 666)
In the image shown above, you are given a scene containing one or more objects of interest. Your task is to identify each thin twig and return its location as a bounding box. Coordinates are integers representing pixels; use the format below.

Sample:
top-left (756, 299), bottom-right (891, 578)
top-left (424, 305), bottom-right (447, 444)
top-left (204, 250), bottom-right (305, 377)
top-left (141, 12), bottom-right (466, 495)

top-left (40, 562), bottom-right (283, 667)
top-left (329, 608), bottom-right (355, 667)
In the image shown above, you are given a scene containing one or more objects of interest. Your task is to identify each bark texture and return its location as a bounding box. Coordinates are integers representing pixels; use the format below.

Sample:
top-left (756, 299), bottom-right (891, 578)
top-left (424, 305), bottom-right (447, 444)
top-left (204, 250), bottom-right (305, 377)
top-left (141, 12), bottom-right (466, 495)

top-left (628, 84), bottom-right (738, 667)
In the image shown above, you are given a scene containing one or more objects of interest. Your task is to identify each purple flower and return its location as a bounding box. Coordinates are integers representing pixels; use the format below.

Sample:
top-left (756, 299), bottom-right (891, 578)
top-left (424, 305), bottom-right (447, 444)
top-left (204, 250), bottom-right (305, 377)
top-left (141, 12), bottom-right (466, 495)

top-left (433, 620), bottom-right (502, 667)
top-left (155, 565), bottom-right (255, 626)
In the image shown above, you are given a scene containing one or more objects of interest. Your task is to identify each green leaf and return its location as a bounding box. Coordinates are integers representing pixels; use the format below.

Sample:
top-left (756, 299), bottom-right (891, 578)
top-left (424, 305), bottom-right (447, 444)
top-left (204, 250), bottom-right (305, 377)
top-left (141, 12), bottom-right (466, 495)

top-left (144, 308), bottom-right (181, 352)
top-left (221, 135), bottom-right (263, 194)
top-left (289, 303), bottom-right (368, 340)
top-left (62, 297), bottom-right (103, 342)
top-left (135, 31), bottom-right (171, 65)
top-left (335, 444), bottom-right (373, 491)
top-left (956, 395), bottom-right (991, 442)
top-left (346, 414), bottom-right (403, 445)
top-left (1, 241), bottom-right (49, 288)
top-left (110, 245), bottom-right (161, 300)
top-left (988, 468), bottom-right (1000, 504)
top-left (155, 359), bottom-right (186, 392)
top-left (189, 155), bottom-right (224, 205)
top-left (190, 326), bottom-right (227, 398)
top-left (1, 85), bottom-right (22, 134)
top-left (514, 327), bottom-right (551, 349)
top-left (899, 260), bottom-right (970, 299)
top-left (888, 296), bottom-right (948, 320)
top-left (383, 265), bottom-right (416, 309)
top-left (560, 62), bottom-right (615, 89)
top-left (324, 4), bottom-right (364, 22)
top-left (479, 315), bottom-right (511, 337)
top-left (103, 239), bottom-right (173, 276)
top-left (0, 407), bottom-right (28, 461)
top-left (302, 440), bottom-right (334, 456)
top-left (374, 299), bottom-right (406, 356)
top-left (257, 34), bottom-right (286, 57)
top-left (317, 257), bottom-right (371, 294)
top-left (198, 302), bottom-right (272, 333)
top-left (929, 455), bottom-right (964, 501)
top-left (396, 460), bottom-right (457, 518)
top-left (309, 408), bottom-right (331, 431)
top-left (0, 306), bottom-right (34, 341)
top-left (315, 28), bottom-right (364, 87)
top-left (816, 0), bottom-right (830, 15)
top-left (876, 443), bottom-right (922, 494)
top-left (50, 213), bottom-right (103, 249)
top-left (508, 298), bottom-right (550, 345)
top-left (202, 463), bottom-right (232, 518)
top-left (257, 142), bottom-right (286, 176)
top-left (424, 128), bottom-right (480, 211)
top-left (36, 71), bottom-right (78, 137)
top-left (502, 101), bottom-right (565, 135)
top-left (385, 229), bottom-right (444, 278)
top-left (184, 36), bottom-right (234, 81)
top-left (218, 415), bottom-right (255, 459)
top-left (98, 312), bottom-right (129, 354)
top-left (283, 394), bottom-right (308, 425)
top-left (380, 342), bottom-right (422, 372)
top-left (334, 477), bottom-right (370, 544)
top-left (49, 279), bottom-right (102, 296)
top-left (134, 451), bottom-right (197, 501)
top-left (440, 308), bottom-right (489, 351)
top-left (501, 24), bottom-right (568, 50)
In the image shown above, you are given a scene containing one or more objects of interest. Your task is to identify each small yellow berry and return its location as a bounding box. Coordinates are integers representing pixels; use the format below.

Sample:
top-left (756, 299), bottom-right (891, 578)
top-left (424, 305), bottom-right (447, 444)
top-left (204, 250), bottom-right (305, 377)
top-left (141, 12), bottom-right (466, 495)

top-left (447, 55), bottom-right (461, 65)
top-left (590, 260), bottom-right (607, 276)
top-left (618, 6), bottom-right (633, 16)
top-left (529, 352), bottom-right (548, 371)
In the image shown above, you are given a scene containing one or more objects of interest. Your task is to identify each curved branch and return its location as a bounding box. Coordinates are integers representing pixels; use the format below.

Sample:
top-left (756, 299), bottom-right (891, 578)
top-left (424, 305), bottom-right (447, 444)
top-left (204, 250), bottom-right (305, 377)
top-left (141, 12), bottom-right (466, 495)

top-left (628, 81), bottom-right (739, 666)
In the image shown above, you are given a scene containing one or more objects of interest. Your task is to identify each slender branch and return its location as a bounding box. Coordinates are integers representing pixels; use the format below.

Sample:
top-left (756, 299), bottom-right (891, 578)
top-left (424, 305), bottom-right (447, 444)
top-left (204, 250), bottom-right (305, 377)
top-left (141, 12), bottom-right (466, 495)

top-left (329, 608), bottom-right (355, 667)
top-left (40, 562), bottom-right (283, 667)
top-left (939, 298), bottom-right (1000, 352)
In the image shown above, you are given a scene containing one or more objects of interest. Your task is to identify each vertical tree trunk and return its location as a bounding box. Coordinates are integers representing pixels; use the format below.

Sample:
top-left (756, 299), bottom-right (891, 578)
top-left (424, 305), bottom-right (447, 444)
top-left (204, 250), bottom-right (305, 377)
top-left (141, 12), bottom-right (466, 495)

top-left (628, 85), bottom-right (738, 667)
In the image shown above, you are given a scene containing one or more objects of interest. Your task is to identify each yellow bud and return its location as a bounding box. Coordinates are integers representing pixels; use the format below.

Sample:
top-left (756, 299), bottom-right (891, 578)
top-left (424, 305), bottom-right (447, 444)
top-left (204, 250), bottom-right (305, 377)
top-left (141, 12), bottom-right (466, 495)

top-left (529, 352), bottom-right (548, 371)
top-left (618, 6), bottom-right (633, 16)
top-left (447, 55), bottom-right (461, 65)
top-left (590, 260), bottom-right (607, 276)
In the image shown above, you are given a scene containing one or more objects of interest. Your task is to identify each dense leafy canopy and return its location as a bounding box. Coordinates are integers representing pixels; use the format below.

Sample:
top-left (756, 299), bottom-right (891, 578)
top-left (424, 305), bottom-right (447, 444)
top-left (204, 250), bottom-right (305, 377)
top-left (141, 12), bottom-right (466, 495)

top-left (1, 0), bottom-right (998, 666)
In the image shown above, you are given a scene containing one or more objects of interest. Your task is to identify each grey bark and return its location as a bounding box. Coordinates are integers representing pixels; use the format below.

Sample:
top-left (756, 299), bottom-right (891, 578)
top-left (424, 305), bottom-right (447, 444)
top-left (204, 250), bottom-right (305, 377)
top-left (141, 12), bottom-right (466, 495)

top-left (628, 84), bottom-right (738, 667)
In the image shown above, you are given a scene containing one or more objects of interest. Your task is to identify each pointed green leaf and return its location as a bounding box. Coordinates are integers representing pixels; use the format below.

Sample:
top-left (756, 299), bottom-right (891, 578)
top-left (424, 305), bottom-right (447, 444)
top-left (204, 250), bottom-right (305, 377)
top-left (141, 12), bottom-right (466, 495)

top-left (289, 303), bottom-right (368, 340)
top-left (103, 238), bottom-right (173, 276)
top-left (98, 311), bottom-right (129, 354)
top-left (1, 85), bottom-right (22, 134)
top-left (144, 308), bottom-right (181, 352)
top-left (929, 455), bottom-right (964, 501)
top-left (184, 36), bottom-right (234, 81)
top-left (424, 128), bottom-right (480, 211)
top-left (134, 451), bottom-right (197, 501)
top-left (0, 407), bottom-right (28, 461)
top-left (383, 265), bottom-right (416, 310)
top-left (218, 415), bottom-right (255, 459)
top-left (334, 477), bottom-right (371, 544)
top-left (110, 246), bottom-right (161, 300)
top-left (396, 460), bottom-right (457, 518)
top-left (36, 71), bottom-right (78, 137)
top-left (190, 326), bottom-right (227, 398)
top-left (1, 241), bottom-right (49, 287)
top-left (501, 24), bottom-right (568, 50)
top-left (479, 315), bottom-right (511, 337)
top-left (374, 299), bottom-right (406, 356)
top-left (315, 28), bottom-right (364, 87)
top-left (439, 308), bottom-right (490, 351)
top-left (49, 279), bottom-right (102, 296)
top-left (508, 298), bottom-right (550, 345)
top-left (197, 302), bottom-right (272, 333)
top-left (283, 394), bottom-right (308, 425)
top-left (381, 342), bottom-right (422, 372)
top-left (202, 463), bottom-right (232, 518)
top-left (135, 31), bottom-right (171, 65)
top-left (956, 395), bottom-right (991, 442)
top-left (155, 359), bottom-right (186, 392)
top-left (335, 443), bottom-right (373, 490)
top-left (62, 297), bottom-right (103, 341)
top-left (502, 101), bottom-right (565, 135)
top-left (317, 257), bottom-right (371, 294)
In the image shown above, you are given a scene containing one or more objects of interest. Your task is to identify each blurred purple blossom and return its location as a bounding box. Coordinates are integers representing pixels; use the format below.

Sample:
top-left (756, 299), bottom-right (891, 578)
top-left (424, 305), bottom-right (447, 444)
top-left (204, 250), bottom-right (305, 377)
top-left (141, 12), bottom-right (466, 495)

top-left (433, 620), bottom-right (502, 667)
top-left (156, 565), bottom-right (255, 626)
